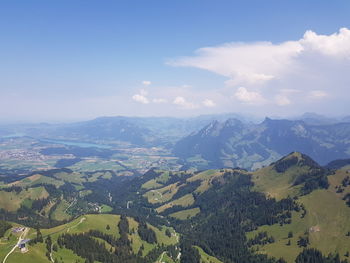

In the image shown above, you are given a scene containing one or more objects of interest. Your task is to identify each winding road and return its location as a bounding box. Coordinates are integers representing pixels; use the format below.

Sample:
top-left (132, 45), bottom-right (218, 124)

top-left (2, 227), bottom-right (29, 263)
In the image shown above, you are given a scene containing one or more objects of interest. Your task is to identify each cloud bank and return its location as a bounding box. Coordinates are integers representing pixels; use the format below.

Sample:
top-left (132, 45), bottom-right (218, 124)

top-left (169, 28), bottom-right (350, 112)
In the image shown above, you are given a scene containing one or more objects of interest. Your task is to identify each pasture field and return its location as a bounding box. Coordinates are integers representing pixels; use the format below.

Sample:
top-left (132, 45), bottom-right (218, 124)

top-left (156, 194), bottom-right (195, 213)
top-left (169, 207), bottom-right (200, 220)
top-left (0, 186), bottom-right (49, 212)
top-left (247, 170), bottom-right (350, 262)
top-left (2, 214), bottom-right (178, 263)
top-left (252, 165), bottom-right (306, 200)
top-left (50, 199), bottom-right (72, 221)
top-left (195, 246), bottom-right (223, 263)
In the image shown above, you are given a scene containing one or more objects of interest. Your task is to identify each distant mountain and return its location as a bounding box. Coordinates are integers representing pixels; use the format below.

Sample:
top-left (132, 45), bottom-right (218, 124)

top-left (297, 112), bottom-right (340, 125)
top-left (0, 113), bottom-right (251, 146)
top-left (173, 117), bottom-right (350, 170)
top-left (56, 116), bottom-right (155, 145)
top-left (342, 115), bottom-right (350, 123)
top-left (2, 113), bottom-right (349, 153)
top-left (2, 117), bottom-right (157, 146)
top-left (325, 158), bottom-right (350, 170)
top-left (97, 113), bottom-right (250, 141)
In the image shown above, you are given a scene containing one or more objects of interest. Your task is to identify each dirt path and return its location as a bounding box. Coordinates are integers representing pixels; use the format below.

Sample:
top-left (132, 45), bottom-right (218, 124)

top-left (66, 217), bottom-right (86, 233)
top-left (49, 243), bottom-right (54, 263)
top-left (2, 227), bottom-right (29, 263)
top-left (64, 198), bottom-right (76, 213)
top-left (158, 251), bottom-right (166, 263)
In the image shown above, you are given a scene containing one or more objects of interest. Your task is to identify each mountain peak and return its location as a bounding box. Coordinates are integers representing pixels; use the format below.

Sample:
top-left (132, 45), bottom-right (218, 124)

top-left (272, 151), bottom-right (323, 173)
top-left (224, 118), bottom-right (243, 127)
top-left (197, 120), bottom-right (222, 137)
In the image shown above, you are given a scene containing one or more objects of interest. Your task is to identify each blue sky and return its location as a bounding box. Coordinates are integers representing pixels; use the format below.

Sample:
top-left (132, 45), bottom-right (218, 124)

top-left (0, 0), bottom-right (349, 122)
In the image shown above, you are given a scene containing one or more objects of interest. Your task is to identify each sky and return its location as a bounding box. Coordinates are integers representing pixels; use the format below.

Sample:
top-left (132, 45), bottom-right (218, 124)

top-left (0, 0), bottom-right (349, 122)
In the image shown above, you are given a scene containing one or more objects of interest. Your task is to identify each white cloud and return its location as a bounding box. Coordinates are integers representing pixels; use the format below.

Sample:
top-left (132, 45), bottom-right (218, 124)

top-left (132, 94), bottom-right (149, 104)
top-left (132, 89), bottom-right (150, 104)
top-left (309, 90), bottom-right (328, 98)
top-left (170, 28), bottom-right (350, 87)
top-left (301, 28), bottom-right (350, 57)
top-left (202, 99), bottom-right (215, 107)
top-left (173, 96), bottom-right (197, 109)
top-left (142, 80), bottom-right (151, 86)
top-left (139, 89), bottom-right (148, 96)
top-left (170, 41), bottom-right (303, 86)
top-left (169, 28), bottom-right (350, 114)
top-left (234, 87), bottom-right (265, 104)
top-left (275, 95), bottom-right (291, 106)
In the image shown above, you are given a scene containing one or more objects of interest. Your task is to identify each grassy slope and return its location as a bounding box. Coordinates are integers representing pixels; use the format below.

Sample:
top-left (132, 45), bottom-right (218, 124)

top-left (252, 165), bottom-right (304, 200)
top-left (156, 252), bottom-right (176, 263)
top-left (248, 169), bottom-right (350, 262)
top-left (0, 186), bottom-right (49, 212)
top-left (141, 171), bottom-right (170, 190)
top-left (169, 207), bottom-right (200, 220)
top-left (128, 217), bottom-right (177, 256)
top-left (143, 182), bottom-right (183, 204)
top-left (11, 174), bottom-right (64, 188)
top-left (2, 214), bottom-right (178, 263)
top-left (0, 227), bottom-right (21, 261)
top-left (50, 199), bottom-right (72, 221)
top-left (194, 246), bottom-right (223, 263)
top-left (156, 194), bottom-right (195, 213)
top-left (143, 169), bottom-right (230, 216)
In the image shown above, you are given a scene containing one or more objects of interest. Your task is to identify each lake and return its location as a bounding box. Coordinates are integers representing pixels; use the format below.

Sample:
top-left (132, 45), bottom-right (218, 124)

top-left (40, 139), bottom-right (112, 149)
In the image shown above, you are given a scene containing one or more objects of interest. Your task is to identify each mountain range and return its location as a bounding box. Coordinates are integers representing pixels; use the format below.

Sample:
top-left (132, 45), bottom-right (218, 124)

top-left (2, 113), bottom-right (350, 171)
top-left (173, 117), bottom-right (350, 170)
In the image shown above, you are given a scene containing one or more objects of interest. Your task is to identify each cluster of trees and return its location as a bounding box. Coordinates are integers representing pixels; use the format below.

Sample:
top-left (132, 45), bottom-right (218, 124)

top-left (137, 221), bottom-right (157, 244)
top-left (164, 165), bottom-right (345, 263)
top-left (0, 179), bottom-right (90, 228)
top-left (173, 172), bottom-right (302, 263)
top-left (337, 176), bottom-right (350, 194)
top-left (295, 248), bottom-right (348, 263)
top-left (29, 227), bottom-right (44, 245)
top-left (293, 155), bottom-right (330, 195)
top-left (342, 176), bottom-right (350, 187)
top-left (272, 153), bottom-right (330, 195)
top-left (56, 214), bottom-right (176, 263)
top-left (297, 235), bottom-right (309, 248)
top-left (179, 241), bottom-right (200, 263)
top-left (58, 233), bottom-right (118, 263)
top-left (45, 235), bottom-right (52, 260)
top-left (1, 185), bottom-right (22, 193)
top-left (31, 197), bottom-right (50, 212)
top-left (273, 155), bottom-right (299, 173)
top-left (0, 220), bottom-right (11, 237)
top-left (171, 181), bottom-right (201, 200)
top-left (342, 193), bottom-right (350, 207)
top-left (89, 229), bottom-right (118, 246)
top-left (247, 232), bottom-right (275, 247)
